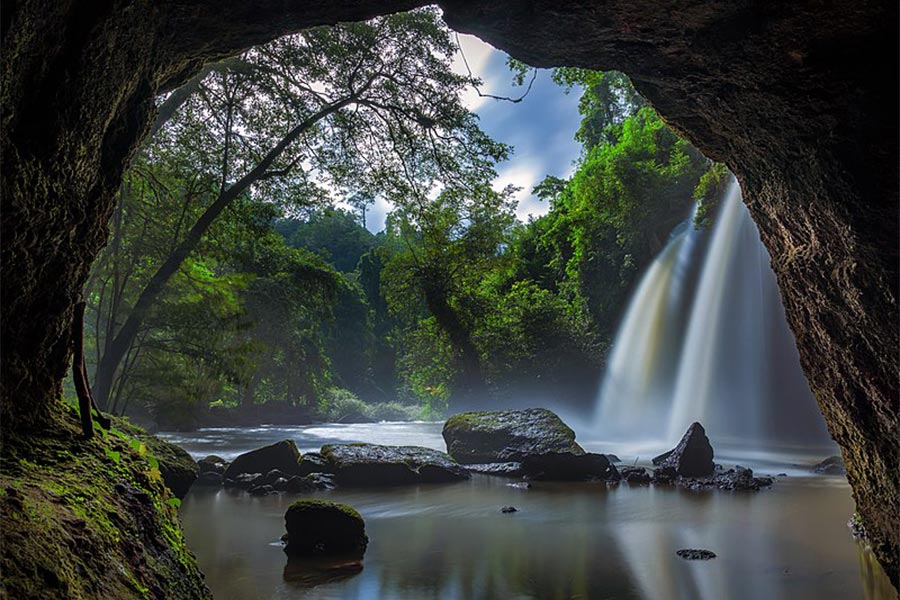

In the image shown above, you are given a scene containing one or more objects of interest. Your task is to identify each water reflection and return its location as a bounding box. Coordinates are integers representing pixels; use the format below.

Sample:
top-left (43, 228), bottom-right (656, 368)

top-left (180, 474), bottom-right (886, 599)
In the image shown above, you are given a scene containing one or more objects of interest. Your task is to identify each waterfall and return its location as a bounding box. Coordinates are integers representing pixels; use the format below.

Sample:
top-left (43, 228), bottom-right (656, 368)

top-left (594, 178), bottom-right (832, 449)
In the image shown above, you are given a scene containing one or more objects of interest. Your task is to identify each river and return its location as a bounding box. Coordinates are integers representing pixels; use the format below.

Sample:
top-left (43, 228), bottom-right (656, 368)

top-left (160, 422), bottom-right (894, 600)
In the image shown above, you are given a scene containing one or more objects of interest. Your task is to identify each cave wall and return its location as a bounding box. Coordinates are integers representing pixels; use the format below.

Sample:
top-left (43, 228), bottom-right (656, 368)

top-left (1, 0), bottom-right (896, 587)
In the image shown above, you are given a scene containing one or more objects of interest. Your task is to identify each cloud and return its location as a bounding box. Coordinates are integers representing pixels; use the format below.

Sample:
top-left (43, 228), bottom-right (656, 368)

top-left (451, 34), bottom-right (496, 111)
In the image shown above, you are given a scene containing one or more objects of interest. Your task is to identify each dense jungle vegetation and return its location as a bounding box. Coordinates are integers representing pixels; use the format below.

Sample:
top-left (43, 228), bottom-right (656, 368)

top-left (72, 10), bottom-right (720, 429)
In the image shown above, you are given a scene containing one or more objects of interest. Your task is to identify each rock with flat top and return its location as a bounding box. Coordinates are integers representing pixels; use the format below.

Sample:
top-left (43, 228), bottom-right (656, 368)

top-left (320, 443), bottom-right (469, 486)
top-left (442, 408), bottom-right (583, 464)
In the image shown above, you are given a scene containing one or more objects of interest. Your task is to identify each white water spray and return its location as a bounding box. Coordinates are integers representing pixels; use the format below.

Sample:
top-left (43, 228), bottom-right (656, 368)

top-left (595, 178), bottom-right (832, 449)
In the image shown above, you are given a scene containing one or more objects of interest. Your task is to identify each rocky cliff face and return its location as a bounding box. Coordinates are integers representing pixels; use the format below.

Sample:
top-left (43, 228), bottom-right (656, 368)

top-left (2, 0), bottom-right (896, 587)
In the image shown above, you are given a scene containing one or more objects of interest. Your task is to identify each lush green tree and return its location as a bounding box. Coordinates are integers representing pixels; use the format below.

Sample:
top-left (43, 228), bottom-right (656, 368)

top-left (280, 208), bottom-right (376, 272)
top-left (382, 184), bottom-right (516, 406)
top-left (91, 8), bottom-right (508, 407)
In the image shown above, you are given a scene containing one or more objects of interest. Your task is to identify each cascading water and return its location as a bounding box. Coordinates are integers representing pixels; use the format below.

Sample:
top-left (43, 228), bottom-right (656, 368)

top-left (595, 178), bottom-right (833, 450)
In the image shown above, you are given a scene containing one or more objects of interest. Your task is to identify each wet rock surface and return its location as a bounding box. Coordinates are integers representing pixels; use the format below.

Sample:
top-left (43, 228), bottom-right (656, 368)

top-left (283, 500), bottom-right (368, 557)
top-left (442, 408), bottom-right (583, 464)
top-left (521, 452), bottom-right (616, 481)
top-left (465, 462), bottom-right (525, 477)
top-left (652, 422), bottom-right (715, 477)
top-left (676, 549), bottom-right (717, 560)
top-left (223, 440), bottom-right (303, 480)
top-left (320, 443), bottom-right (469, 486)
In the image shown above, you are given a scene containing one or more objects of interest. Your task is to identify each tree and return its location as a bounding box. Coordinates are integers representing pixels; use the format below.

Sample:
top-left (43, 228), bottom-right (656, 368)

top-left (383, 184), bottom-right (516, 405)
top-left (91, 9), bottom-right (508, 407)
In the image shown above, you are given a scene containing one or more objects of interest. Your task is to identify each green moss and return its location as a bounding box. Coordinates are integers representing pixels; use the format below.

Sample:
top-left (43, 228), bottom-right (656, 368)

top-left (0, 403), bottom-right (210, 599)
top-left (692, 162), bottom-right (729, 230)
top-left (287, 499), bottom-right (363, 522)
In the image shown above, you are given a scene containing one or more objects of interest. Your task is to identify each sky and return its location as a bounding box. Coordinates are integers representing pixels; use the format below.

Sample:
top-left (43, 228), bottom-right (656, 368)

top-left (362, 34), bottom-right (584, 233)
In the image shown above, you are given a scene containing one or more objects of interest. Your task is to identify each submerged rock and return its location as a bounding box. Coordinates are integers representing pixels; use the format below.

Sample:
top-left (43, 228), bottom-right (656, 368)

top-left (283, 500), bottom-right (368, 557)
top-left (520, 452), bottom-right (615, 481)
top-left (320, 443), bottom-right (469, 486)
top-left (442, 408), bottom-right (583, 464)
top-left (500, 506), bottom-right (518, 513)
top-left (223, 440), bottom-right (303, 480)
top-left (812, 455), bottom-right (846, 475)
top-left (620, 466), bottom-right (652, 485)
top-left (652, 422), bottom-right (715, 477)
top-left (464, 462), bottom-right (525, 477)
top-left (676, 549), bottom-right (717, 560)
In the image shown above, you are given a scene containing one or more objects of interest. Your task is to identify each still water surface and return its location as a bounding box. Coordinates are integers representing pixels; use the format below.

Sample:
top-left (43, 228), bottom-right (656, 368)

top-left (163, 423), bottom-right (893, 600)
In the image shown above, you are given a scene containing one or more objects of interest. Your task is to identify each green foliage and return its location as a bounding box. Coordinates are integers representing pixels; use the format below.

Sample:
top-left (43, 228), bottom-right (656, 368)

top-left (693, 162), bottom-right (730, 229)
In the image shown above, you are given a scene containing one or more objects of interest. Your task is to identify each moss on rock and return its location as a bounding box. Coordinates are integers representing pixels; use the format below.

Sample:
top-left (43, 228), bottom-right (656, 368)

top-left (283, 499), bottom-right (368, 557)
top-left (0, 403), bottom-right (210, 599)
top-left (442, 408), bottom-right (583, 464)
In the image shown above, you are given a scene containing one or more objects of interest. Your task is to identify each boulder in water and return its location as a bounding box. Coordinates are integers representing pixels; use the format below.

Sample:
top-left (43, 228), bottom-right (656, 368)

top-left (520, 452), bottom-right (615, 481)
top-left (283, 499), bottom-right (368, 557)
top-left (652, 422), bottom-right (715, 477)
top-left (442, 408), bottom-right (583, 464)
top-left (320, 443), bottom-right (469, 486)
top-left (198, 455), bottom-right (228, 475)
top-left (223, 440), bottom-right (303, 480)
top-left (811, 455), bottom-right (846, 475)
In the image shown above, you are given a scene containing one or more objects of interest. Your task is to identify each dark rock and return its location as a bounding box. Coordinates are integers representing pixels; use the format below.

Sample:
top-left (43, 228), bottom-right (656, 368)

top-left (271, 477), bottom-right (290, 491)
top-left (651, 466), bottom-right (678, 485)
top-left (777, 473), bottom-right (788, 477)
top-left (298, 452), bottom-right (330, 476)
top-left (500, 506), bottom-right (518, 513)
top-left (303, 473), bottom-right (337, 491)
top-left (249, 484), bottom-right (275, 496)
top-left (442, 408), bottom-right (583, 464)
top-left (320, 443), bottom-right (469, 486)
top-left (198, 455), bottom-right (228, 475)
top-left (812, 455), bottom-right (846, 475)
top-left (679, 466), bottom-right (774, 491)
top-left (652, 422), bottom-right (715, 477)
top-left (262, 469), bottom-right (289, 486)
top-left (464, 462), bottom-right (525, 477)
top-left (154, 444), bottom-right (198, 500)
top-left (223, 440), bottom-right (303, 480)
top-left (521, 452), bottom-right (615, 481)
top-left (620, 466), bottom-right (651, 485)
top-left (676, 549), bottom-right (717, 560)
top-left (224, 473), bottom-right (262, 490)
top-left (606, 454), bottom-right (622, 463)
top-left (283, 500), bottom-right (367, 557)
top-left (195, 472), bottom-right (224, 487)
top-left (283, 476), bottom-right (318, 494)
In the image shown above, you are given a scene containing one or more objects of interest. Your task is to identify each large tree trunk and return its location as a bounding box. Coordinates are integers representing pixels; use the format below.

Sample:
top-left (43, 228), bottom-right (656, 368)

top-left (1, 0), bottom-right (896, 587)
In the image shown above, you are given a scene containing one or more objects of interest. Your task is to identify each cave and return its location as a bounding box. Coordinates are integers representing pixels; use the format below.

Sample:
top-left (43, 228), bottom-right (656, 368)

top-left (1, 0), bottom-right (897, 590)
